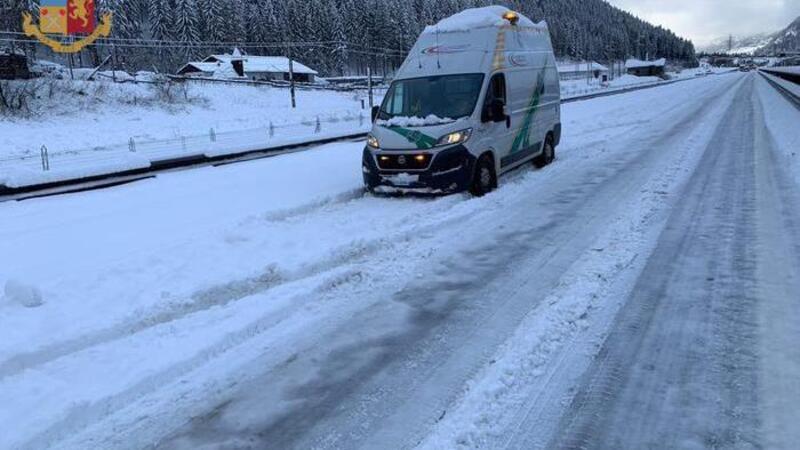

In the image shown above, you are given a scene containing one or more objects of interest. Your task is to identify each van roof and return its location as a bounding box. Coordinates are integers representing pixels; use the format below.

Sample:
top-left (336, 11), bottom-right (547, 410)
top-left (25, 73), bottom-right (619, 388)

top-left (396, 7), bottom-right (555, 79)
top-left (423, 6), bottom-right (546, 34)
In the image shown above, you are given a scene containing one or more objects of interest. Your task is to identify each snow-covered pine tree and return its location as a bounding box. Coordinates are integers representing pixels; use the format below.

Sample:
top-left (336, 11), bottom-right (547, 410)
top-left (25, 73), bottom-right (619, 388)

top-left (197, 0), bottom-right (227, 49)
top-left (0, 0), bottom-right (37, 32)
top-left (225, 0), bottom-right (248, 46)
top-left (325, 1), bottom-right (348, 75)
top-left (149, 0), bottom-right (174, 42)
top-left (246, 0), bottom-right (280, 46)
top-left (173, 0), bottom-right (199, 43)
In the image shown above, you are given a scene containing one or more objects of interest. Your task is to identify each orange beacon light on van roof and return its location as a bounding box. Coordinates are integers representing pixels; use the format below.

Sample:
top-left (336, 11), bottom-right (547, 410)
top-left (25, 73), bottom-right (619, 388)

top-left (503, 11), bottom-right (520, 25)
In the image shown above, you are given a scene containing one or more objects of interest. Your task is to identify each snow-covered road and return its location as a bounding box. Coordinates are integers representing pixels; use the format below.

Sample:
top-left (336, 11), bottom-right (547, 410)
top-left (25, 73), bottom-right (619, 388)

top-left (2, 72), bottom-right (799, 449)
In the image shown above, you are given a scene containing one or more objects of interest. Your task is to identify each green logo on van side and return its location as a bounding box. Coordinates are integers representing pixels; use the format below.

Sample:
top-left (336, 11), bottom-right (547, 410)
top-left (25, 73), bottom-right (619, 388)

top-left (384, 126), bottom-right (438, 149)
top-left (510, 70), bottom-right (546, 155)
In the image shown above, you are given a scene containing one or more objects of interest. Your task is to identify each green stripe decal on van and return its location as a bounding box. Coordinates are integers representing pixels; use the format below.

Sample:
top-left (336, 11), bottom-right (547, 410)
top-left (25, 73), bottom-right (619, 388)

top-left (385, 126), bottom-right (438, 149)
top-left (510, 69), bottom-right (547, 155)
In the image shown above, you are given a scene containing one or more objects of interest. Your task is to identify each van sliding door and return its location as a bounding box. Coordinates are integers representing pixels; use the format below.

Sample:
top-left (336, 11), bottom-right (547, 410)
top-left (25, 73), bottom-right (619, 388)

top-left (482, 73), bottom-right (516, 169)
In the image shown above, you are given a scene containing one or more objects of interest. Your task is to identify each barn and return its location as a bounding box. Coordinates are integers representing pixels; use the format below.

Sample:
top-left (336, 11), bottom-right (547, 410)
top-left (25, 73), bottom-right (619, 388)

top-left (625, 58), bottom-right (666, 77)
top-left (0, 49), bottom-right (30, 80)
top-left (178, 50), bottom-right (318, 83)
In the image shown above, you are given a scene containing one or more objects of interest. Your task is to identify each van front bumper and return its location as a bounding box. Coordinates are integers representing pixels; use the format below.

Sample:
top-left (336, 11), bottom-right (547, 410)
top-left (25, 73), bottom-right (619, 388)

top-left (362, 145), bottom-right (476, 195)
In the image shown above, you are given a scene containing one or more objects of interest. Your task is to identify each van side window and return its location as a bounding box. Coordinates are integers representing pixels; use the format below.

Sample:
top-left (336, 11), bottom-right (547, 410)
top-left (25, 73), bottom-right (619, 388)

top-left (488, 74), bottom-right (506, 103)
top-left (482, 74), bottom-right (506, 122)
top-left (388, 83), bottom-right (404, 115)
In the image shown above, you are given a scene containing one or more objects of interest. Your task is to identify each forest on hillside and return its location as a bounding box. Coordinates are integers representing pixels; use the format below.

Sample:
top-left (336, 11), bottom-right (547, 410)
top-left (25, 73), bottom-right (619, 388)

top-left (1, 0), bottom-right (696, 75)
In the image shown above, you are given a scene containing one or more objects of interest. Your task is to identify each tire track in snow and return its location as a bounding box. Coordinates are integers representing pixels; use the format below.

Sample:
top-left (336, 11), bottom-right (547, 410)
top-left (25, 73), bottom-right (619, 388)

top-left (416, 73), bottom-right (748, 450)
top-left (546, 73), bottom-right (767, 450)
top-left (0, 189), bottom-right (455, 380)
top-left (8, 193), bottom-right (482, 450)
top-left (15, 196), bottom-right (478, 450)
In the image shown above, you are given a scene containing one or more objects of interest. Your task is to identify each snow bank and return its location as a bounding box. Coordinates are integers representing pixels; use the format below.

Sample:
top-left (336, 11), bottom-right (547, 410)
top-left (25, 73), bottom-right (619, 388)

top-left (376, 114), bottom-right (456, 128)
top-left (424, 6), bottom-right (541, 33)
top-left (3, 279), bottom-right (44, 308)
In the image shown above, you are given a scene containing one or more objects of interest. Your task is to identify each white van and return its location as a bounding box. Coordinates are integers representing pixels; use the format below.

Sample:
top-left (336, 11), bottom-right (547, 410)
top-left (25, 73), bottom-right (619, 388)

top-left (363, 6), bottom-right (561, 196)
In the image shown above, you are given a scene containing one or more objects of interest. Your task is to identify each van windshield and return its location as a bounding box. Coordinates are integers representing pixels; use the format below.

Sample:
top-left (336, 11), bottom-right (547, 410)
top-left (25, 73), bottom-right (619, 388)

top-left (378, 74), bottom-right (484, 125)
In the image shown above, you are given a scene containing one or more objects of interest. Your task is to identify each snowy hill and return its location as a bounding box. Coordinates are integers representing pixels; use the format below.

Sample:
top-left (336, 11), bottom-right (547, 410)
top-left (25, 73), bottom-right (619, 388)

top-left (700, 33), bottom-right (774, 55)
top-left (701, 16), bottom-right (800, 55)
top-left (763, 16), bottom-right (800, 55)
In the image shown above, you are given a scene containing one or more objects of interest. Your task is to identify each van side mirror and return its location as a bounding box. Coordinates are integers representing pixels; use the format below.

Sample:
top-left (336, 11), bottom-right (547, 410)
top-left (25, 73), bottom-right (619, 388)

top-left (488, 99), bottom-right (506, 123)
top-left (371, 106), bottom-right (380, 122)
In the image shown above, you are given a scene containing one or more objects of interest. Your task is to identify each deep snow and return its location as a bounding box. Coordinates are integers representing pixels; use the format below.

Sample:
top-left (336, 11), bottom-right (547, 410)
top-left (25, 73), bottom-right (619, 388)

top-left (0, 81), bottom-right (369, 161)
top-left (0, 80), bottom-right (374, 186)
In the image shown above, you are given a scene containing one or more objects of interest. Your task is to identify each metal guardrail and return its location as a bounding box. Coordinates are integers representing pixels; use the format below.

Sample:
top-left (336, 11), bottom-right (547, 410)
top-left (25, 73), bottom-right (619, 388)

top-left (0, 130), bottom-right (370, 201)
top-left (759, 69), bottom-right (800, 110)
top-left (0, 113), bottom-right (371, 184)
top-left (760, 67), bottom-right (800, 84)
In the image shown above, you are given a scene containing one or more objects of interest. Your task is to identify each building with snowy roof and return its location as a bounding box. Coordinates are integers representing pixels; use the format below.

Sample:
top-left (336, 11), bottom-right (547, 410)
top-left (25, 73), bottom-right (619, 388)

top-left (557, 61), bottom-right (609, 81)
top-left (625, 58), bottom-right (666, 77)
top-left (178, 49), bottom-right (318, 83)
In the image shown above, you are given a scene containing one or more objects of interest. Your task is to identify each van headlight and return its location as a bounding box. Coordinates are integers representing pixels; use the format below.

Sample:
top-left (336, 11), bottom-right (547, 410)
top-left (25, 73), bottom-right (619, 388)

top-left (436, 128), bottom-right (472, 147)
top-left (367, 133), bottom-right (380, 149)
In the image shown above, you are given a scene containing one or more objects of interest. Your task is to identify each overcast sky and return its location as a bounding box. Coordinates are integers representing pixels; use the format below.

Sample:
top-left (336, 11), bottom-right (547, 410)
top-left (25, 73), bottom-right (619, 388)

top-left (606, 0), bottom-right (800, 46)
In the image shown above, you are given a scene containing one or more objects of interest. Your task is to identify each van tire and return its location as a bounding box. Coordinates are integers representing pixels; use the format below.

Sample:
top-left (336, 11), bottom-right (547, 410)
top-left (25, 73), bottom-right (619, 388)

top-left (469, 154), bottom-right (496, 197)
top-left (534, 136), bottom-right (555, 169)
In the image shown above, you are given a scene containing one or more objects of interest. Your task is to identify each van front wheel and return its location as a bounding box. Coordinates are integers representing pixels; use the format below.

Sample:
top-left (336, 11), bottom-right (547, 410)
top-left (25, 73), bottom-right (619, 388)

top-left (469, 154), bottom-right (496, 197)
top-left (534, 138), bottom-right (555, 168)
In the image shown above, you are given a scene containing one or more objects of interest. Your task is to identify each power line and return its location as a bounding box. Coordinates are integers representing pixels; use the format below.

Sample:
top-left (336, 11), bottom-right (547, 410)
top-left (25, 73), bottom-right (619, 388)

top-left (0, 37), bottom-right (406, 59)
top-left (0, 31), bottom-right (408, 55)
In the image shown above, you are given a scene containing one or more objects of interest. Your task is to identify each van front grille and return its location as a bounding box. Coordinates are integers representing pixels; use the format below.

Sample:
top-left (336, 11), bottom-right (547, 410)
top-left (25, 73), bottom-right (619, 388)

top-left (376, 153), bottom-right (431, 171)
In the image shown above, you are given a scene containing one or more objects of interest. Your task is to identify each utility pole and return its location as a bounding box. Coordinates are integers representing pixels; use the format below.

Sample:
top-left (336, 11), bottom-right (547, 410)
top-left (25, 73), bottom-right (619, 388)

top-left (728, 34), bottom-right (733, 52)
top-left (367, 66), bottom-right (373, 109)
top-left (66, 35), bottom-right (75, 79)
top-left (287, 44), bottom-right (296, 109)
top-left (111, 43), bottom-right (118, 82)
top-left (68, 53), bottom-right (75, 80)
